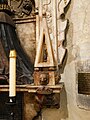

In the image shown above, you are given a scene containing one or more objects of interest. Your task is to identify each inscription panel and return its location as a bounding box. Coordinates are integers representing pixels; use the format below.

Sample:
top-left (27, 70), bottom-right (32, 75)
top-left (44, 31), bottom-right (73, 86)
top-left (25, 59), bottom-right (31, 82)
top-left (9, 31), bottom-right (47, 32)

top-left (78, 73), bottom-right (90, 95)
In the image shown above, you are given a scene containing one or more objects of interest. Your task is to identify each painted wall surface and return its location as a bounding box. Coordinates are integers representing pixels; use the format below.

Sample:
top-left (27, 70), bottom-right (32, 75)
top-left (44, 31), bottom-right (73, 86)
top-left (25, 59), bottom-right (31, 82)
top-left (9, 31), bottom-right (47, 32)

top-left (42, 0), bottom-right (90, 120)
top-left (16, 22), bottom-right (36, 64)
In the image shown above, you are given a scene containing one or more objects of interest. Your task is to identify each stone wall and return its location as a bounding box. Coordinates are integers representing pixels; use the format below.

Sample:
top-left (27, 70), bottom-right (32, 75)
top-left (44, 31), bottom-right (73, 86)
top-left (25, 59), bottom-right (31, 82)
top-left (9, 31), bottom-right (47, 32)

top-left (41, 0), bottom-right (90, 120)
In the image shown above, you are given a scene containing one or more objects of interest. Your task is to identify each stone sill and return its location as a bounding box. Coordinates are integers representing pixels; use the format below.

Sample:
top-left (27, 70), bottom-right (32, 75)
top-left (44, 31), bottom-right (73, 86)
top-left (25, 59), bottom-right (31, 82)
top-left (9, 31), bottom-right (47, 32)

top-left (0, 83), bottom-right (63, 93)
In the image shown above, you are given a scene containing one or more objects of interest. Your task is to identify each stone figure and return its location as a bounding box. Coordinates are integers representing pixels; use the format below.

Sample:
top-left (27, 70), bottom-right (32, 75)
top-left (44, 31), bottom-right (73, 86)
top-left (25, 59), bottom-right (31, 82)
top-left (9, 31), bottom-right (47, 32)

top-left (0, 0), bottom-right (33, 84)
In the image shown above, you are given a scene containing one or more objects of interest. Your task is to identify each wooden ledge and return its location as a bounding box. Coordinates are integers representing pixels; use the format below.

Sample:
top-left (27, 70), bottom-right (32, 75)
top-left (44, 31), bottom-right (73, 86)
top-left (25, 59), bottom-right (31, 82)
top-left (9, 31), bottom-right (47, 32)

top-left (0, 83), bottom-right (64, 93)
top-left (13, 16), bottom-right (36, 24)
top-left (0, 85), bottom-right (27, 92)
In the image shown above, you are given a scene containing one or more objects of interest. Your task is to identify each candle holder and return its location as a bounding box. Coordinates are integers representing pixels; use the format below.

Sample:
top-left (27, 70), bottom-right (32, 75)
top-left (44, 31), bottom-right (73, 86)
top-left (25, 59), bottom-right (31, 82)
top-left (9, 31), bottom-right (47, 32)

top-left (6, 96), bottom-right (17, 120)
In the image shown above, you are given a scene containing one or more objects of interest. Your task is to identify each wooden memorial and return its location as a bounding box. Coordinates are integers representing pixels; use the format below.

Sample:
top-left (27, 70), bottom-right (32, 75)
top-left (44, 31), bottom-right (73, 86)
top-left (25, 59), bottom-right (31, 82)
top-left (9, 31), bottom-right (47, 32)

top-left (34, 16), bottom-right (57, 85)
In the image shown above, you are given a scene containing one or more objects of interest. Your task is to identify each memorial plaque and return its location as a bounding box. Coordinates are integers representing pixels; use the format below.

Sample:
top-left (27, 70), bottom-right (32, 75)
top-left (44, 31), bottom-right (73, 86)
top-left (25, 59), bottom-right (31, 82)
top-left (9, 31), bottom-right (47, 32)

top-left (78, 73), bottom-right (90, 95)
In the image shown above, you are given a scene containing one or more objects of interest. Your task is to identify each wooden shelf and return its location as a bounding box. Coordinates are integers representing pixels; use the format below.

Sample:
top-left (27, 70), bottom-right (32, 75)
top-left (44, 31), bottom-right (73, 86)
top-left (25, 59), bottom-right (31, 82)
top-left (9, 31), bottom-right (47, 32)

top-left (0, 83), bottom-right (64, 93)
top-left (13, 16), bottom-right (36, 24)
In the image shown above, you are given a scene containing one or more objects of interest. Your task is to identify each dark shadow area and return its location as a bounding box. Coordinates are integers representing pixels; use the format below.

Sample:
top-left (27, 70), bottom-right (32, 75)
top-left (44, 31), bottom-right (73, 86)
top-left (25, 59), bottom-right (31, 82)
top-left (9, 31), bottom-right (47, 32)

top-left (0, 92), bottom-right (23, 120)
top-left (64, 0), bottom-right (72, 15)
top-left (59, 49), bottom-right (68, 74)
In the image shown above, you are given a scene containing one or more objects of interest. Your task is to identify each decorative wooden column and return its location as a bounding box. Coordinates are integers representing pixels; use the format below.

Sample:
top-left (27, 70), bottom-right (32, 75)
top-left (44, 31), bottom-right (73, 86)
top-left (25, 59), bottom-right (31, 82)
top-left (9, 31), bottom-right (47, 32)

top-left (52, 0), bottom-right (58, 68)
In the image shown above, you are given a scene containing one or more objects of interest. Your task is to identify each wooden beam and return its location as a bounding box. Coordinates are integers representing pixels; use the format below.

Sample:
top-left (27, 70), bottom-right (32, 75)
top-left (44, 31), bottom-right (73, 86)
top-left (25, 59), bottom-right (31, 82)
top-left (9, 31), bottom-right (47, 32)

top-left (0, 84), bottom-right (64, 93)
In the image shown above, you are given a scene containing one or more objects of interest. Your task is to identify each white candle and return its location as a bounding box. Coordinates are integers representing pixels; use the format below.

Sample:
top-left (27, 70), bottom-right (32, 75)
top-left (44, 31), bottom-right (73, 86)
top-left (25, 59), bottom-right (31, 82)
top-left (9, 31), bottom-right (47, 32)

top-left (9, 50), bottom-right (16, 97)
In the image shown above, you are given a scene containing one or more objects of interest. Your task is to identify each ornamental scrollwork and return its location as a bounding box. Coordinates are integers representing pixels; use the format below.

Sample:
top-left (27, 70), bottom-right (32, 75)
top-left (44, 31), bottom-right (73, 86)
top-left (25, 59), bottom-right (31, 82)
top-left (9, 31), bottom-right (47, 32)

top-left (10, 0), bottom-right (35, 18)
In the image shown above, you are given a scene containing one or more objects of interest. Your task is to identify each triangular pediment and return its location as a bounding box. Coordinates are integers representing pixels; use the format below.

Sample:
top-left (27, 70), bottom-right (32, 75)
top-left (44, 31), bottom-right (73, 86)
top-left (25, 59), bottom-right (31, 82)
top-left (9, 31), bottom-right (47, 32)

top-left (34, 18), bottom-right (55, 68)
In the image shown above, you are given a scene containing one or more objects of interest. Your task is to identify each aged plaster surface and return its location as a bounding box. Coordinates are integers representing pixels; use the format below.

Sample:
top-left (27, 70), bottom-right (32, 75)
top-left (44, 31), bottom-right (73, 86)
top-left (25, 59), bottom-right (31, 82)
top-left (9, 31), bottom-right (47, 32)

top-left (61, 0), bottom-right (90, 120)
top-left (41, 0), bottom-right (90, 120)
top-left (16, 22), bottom-right (36, 64)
